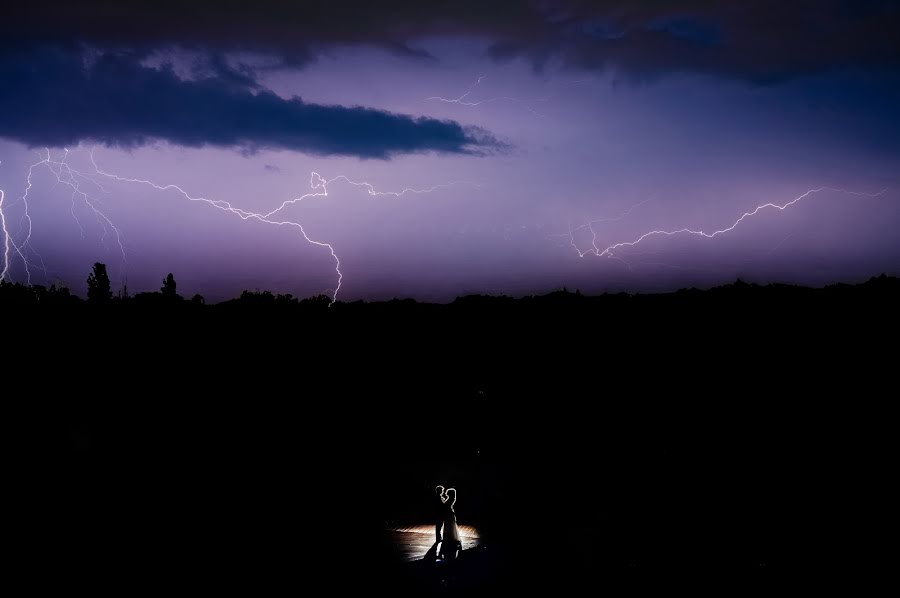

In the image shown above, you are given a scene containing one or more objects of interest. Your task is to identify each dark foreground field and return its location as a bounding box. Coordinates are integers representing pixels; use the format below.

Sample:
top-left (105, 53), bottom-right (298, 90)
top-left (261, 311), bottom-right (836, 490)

top-left (9, 275), bottom-right (898, 595)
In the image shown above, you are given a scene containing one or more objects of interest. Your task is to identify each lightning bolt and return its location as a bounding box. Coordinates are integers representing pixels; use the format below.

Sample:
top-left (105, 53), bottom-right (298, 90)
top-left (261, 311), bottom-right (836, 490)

top-left (10, 146), bottom-right (885, 300)
top-left (262, 173), bottom-right (479, 219)
top-left (88, 154), bottom-right (476, 302)
top-left (555, 198), bottom-right (653, 259)
top-left (427, 75), bottom-right (488, 105)
top-left (0, 160), bottom-right (8, 281)
top-left (1, 146), bottom-right (474, 301)
top-left (592, 187), bottom-right (889, 259)
top-left (49, 149), bottom-right (125, 280)
top-left (88, 156), bottom-right (345, 300)
top-left (0, 147), bottom-right (468, 302)
top-left (426, 75), bottom-right (549, 117)
top-left (1, 150), bottom-right (129, 284)
top-left (0, 182), bottom-right (7, 282)
top-left (0, 158), bottom-right (42, 282)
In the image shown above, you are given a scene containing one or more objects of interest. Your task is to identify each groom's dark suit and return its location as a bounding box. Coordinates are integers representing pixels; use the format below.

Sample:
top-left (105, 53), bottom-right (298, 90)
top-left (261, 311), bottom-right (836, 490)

top-left (434, 487), bottom-right (445, 542)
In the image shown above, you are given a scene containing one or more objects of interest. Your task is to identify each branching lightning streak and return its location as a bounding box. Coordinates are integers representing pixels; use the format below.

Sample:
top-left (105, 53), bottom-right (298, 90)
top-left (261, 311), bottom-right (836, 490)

top-left (427, 75), bottom-right (487, 104)
top-left (426, 75), bottom-right (549, 117)
top-left (591, 187), bottom-right (888, 259)
top-left (556, 199), bottom-right (653, 259)
top-left (89, 157), bottom-right (345, 300)
top-left (0, 184), bottom-right (7, 282)
top-left (50, 150), bottom-right (126, 268)
top-left (0, 160), bottom-right (10, 281)
top-left (87, 150), bottom-right (474, 302)
top-left (1, 150), bottom-right (127, 283)
top-left (263, 173), bottom-right (478, 219)
top-left (1, 147), bottom-right (471, 301)
top-left (47, 149), bottom-right (126, 275)
top-left (8, 147), bottom-right (885, 299)
top-left (0, 157), bottom-right (43, 282)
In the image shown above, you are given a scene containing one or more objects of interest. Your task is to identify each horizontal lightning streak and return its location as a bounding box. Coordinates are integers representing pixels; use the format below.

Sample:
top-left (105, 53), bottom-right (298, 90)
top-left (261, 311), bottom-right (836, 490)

top-left (6, 148), bottom-right (888, 297)
top-left (1, 147), bottom-right (471, 301)
top-left (90, 155), bottom-right (344, 301)
top-left (87, 151), bottom-right (475, 302)
top-left (557, 198), bottom-right (653, 259)
top-left (591, 187), bottom-right (888, 259)
top-left (426, 75), bottom-right (548, 117)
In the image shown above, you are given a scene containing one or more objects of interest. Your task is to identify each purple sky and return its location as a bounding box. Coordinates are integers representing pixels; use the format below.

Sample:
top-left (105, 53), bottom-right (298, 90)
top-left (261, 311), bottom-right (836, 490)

top-left (2, 4), bottom-right (899, 302)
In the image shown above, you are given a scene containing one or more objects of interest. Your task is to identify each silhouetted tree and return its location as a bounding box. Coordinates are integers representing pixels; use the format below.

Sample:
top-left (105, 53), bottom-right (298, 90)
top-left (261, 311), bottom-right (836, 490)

top-left (47, 284), bottom-right (75, 304)
top-left (300, 294), bottom-right (332, 309)
top-left (275, 293), bottom-right (298, 306)
top-left (86, 263), bottom-right (112, 303)
top-left (191, 294), bottom-right (205, 305)
top-left (239, 289), bottom-right (275, 305)
top-left (0, 280), bottom-right (35, 304)
top-left (161, 273), bottom-right (177, 297)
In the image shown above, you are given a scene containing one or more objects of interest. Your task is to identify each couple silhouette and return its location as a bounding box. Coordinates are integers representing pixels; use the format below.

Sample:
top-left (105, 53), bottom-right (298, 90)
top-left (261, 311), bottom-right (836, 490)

top-left (434, 485), bottom-right (460, 560)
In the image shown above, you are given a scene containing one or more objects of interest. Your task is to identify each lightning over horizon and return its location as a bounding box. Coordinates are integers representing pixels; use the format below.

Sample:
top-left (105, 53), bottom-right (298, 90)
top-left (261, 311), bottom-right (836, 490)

top-left (4, 144), bottom-right (891, 301)
top-left (2, 149), bottom-right (128, 285)
top-left (586, 187), bottom-right (890, 262)
top-left (0, 147), bottom-right (478, 302)
top-left (3, 8), bottom-right (900, 590)
top-left (2, 2), bottom-right (899, 300)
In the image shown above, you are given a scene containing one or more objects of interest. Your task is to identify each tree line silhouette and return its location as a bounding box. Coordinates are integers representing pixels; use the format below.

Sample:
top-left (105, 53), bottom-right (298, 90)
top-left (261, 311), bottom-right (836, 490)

top-left (0, 261), bottom-right (333, 308)
top-left (1, 260), bottom-right (899, 311)
top-left (17, 265), bottom-right (898, 598)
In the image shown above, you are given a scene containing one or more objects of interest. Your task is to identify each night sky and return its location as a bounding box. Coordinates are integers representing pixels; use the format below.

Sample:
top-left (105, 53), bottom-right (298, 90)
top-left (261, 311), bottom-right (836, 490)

top-left (2, 1), bottom-right (899, 302)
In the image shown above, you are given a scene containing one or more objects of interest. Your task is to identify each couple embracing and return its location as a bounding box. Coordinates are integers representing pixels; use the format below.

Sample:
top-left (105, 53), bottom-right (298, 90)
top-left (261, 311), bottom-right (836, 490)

top-left (434, 485), bottom-right (460, 559)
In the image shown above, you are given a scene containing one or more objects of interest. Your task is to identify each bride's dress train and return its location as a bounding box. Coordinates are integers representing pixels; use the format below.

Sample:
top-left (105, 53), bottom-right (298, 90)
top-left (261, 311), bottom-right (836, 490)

top-left (440, 488), bottom-right (460, 559)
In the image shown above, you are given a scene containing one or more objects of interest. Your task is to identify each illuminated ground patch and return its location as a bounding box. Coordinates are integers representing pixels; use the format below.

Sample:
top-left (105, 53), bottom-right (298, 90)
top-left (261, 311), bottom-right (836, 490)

top-left (386, 524), bottom-right (481, 562)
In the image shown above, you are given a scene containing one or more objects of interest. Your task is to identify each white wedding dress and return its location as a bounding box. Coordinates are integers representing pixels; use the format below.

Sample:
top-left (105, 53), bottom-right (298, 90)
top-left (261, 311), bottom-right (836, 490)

top-left (442, 489), bottom-right (460, 545)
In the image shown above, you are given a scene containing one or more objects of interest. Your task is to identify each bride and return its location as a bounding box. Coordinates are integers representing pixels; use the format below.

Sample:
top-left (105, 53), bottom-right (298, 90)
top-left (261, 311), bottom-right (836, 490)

top-left (440, 488), bottom-right (460, 559)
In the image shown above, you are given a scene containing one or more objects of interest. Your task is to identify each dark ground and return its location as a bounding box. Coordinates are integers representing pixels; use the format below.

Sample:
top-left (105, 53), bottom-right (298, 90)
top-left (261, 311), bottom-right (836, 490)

top-left (8, 275), bottom-right (898, 594)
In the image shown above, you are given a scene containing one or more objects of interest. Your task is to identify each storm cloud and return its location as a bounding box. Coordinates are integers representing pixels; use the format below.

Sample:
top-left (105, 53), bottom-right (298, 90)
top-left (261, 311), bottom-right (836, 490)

top-left (0, 46), bottom-right (501, 157)
top-left (2, 1), bottom-right (898, 153)
top-left (2, 1), bottom-right (899, 82)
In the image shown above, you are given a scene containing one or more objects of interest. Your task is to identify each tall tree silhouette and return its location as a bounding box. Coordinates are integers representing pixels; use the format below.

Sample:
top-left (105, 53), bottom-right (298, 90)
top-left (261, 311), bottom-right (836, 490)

top-left (86, 262), bottom-right (112, 303)
top-left (161, 273), bottom-right (177, 298)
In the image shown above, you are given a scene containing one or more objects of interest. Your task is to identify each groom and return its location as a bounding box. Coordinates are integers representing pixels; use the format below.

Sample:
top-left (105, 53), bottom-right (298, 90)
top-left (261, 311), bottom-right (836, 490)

top-left (434, 485), bottom-right (445, 542)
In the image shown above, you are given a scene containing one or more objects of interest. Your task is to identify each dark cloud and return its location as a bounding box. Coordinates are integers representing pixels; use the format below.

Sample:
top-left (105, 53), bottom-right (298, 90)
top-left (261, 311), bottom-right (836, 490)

top-left (2, 1), bottom-right (900, 82)
top-left (2, 1), bottom-right (896, 153)
top-left (0, 46), bottom-right (502, 158)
